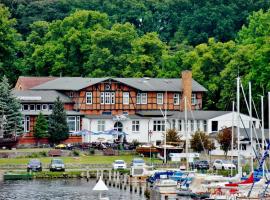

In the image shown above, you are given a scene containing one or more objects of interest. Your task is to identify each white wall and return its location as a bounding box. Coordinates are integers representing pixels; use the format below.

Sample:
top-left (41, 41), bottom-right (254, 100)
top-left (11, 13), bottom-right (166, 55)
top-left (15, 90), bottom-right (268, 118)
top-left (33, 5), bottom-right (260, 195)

top-left (82, 117), bottom-right (165, 143)
top-left (81, 112), bottom-right (260, 144)
top-left (208, 112), bottom-right (260, 133)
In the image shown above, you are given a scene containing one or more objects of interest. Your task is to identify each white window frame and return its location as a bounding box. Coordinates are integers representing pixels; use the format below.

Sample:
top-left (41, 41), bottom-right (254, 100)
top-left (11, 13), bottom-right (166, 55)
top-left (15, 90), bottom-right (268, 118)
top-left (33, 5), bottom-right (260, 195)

top-left (86, 92), bottom-right (92, 104)
top-left (153, 120), bottom-right (165, 132)
top-left (105, 92), bottom-right (110, 104)
top-left (30, 104), bottom-right (35, 111)
top-left (67, 116), bottom-right (77, 132)
top-left (48, 104), bottom-right (54, 110)
top-left (97, 120), bottom-right (105, 132)
top-left (174, 93), bottom-right (180, 105)
top-left (76, 116), bottom-right (80, 131)
top-left (123, 92), bottom-right (129, 105)
top-left (23, 104), bottom-right (29, 111)
top-left (157, 93), bottom-right (163, 105)
top-left (141, 93), bottom-right (147, 104)
top-left (111, 92), bottom-right (115, 104)
top-left (132, 121), bottom-right (140, 132)
top-left (24, 116), bottom-right (30, 132)
top-left (100, 92), bottom-right (104, 104)
top-left (42, 104), bottom-right (48, 110)
top-left (36, 104), bottom-right (41, 111)
top-left (191, 93), bottom-right (197, 105)
top-left (136, 93), bottom-right (141, 104)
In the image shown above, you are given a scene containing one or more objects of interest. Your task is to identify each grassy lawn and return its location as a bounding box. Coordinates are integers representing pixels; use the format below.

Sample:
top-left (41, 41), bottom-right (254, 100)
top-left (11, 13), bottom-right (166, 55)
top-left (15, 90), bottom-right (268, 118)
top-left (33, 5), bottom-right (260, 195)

top-left (0, 155), bottom-right (162, 165)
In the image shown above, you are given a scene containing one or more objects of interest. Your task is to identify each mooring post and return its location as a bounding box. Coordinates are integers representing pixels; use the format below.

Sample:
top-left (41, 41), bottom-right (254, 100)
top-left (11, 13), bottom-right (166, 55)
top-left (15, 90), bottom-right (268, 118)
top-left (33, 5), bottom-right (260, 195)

top-left (96, 170), bottom-right (99, 181)
top-left (86, 167), bottom-right (90, 182)
top-left (109, 170), bottom-right (112, 181)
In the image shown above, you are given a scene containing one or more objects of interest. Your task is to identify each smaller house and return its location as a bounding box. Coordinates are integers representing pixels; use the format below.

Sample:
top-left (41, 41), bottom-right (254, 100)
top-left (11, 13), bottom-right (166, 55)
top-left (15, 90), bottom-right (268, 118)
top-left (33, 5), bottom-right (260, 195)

top-left (210, 127), bottom-right (268, 158)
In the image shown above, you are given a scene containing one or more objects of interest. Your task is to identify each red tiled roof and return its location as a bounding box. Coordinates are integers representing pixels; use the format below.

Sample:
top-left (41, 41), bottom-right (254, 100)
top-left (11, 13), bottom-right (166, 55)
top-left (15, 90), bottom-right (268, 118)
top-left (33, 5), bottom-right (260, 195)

top-left (15, 76), bottom-right (57, 90)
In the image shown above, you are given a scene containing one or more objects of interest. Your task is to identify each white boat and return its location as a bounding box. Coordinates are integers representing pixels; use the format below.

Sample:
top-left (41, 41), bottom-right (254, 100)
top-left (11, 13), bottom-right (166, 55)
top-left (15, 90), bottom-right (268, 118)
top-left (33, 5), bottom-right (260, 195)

top-left (153, 179), bottom-right (178, 194)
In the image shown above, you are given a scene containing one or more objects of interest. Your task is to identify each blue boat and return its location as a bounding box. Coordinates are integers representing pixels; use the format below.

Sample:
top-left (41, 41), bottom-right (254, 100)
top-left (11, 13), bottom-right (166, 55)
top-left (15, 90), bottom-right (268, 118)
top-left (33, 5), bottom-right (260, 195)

top-left (147, 171), bottom-right (174, 184)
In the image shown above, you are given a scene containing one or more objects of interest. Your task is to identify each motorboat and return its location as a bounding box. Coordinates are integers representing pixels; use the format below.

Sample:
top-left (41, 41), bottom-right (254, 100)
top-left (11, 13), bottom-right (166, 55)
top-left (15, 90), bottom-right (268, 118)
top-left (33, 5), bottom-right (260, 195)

top-left (153, 179), bottom-right (178, 194)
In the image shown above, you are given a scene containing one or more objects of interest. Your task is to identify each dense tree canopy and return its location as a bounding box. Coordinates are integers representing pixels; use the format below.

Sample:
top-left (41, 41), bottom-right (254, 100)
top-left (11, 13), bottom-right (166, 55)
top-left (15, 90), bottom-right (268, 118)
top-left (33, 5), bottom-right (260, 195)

top-left (2, 0), bottom-right (270, 45)
top-left (0, 2), bottom-right (269, 114)
top-left (0, 5), bottom-right (21, 83)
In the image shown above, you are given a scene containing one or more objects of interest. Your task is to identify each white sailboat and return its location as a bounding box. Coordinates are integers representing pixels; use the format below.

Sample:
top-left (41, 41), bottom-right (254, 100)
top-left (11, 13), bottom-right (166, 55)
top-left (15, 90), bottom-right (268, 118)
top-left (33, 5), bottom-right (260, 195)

top-left (92, 176), bottom-right (109, 200)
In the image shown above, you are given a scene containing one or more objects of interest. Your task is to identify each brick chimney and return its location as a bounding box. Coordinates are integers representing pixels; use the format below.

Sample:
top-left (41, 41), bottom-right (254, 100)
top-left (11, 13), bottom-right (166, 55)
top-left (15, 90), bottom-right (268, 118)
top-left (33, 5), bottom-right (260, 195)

top-left (181, 70), bottom-right (192, 111)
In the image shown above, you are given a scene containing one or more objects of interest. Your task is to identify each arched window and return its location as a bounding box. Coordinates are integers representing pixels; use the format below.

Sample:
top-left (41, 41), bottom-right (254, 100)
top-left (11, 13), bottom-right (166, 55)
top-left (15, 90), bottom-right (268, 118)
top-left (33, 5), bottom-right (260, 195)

top-left (114, 122), bottom-right (123, 132)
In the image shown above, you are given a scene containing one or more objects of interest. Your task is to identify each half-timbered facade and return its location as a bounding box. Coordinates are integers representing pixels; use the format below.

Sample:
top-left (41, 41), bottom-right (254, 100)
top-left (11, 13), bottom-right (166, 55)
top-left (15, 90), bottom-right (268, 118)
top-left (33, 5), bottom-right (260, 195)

top-left (13, 71), bottom-right (211, 145)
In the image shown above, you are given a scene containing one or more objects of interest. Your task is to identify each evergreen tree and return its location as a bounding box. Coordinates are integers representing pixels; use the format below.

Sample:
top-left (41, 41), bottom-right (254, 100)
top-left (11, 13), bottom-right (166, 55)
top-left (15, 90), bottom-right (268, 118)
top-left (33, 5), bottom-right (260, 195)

top-left (48, 97), bottom-right (69, 144)
top-left (0, 76), bottom-right (23, 138)
top-left (34, 112), bottom-right (48, 145)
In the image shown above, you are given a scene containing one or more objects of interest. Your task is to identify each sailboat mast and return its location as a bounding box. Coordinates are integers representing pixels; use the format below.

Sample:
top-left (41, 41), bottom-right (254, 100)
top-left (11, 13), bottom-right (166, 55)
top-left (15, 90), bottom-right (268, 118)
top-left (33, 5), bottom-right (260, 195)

top-left (237, 77), bottom-right (242, 176)
top-left (269, 92), bottom-right (270, 143)
top-left (231, 101), bottom-right (235, 177)
top-left (249, 82), bottom-right (253, 172)
top-left (261, 96), bottom-right (265, 177)
top-left (261, 96), bottom-right (265, 150)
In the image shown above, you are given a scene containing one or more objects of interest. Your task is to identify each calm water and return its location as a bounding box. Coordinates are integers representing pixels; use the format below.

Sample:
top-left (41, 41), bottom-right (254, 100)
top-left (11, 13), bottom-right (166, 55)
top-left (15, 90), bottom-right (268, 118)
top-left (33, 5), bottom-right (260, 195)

top-left (0, 179), bottom-right (146, 200)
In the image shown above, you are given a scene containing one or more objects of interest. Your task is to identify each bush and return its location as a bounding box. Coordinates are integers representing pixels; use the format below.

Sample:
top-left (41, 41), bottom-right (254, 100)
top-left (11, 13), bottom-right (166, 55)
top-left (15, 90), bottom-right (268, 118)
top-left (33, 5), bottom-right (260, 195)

top-left (89, 148), bottom-right (95, 155)
top-left (72, 149), bottom-right (80, 156)
top-left (39, 151), bottom-right (48, 157)
top-left (27, 152), bottom-right (40, 158)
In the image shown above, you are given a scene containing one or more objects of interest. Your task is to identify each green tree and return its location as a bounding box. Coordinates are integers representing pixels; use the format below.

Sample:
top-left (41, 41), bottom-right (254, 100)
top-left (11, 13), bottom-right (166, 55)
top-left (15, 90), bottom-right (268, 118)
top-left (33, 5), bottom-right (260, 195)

top-left (48, 97), bottom-right (69, 144)
top-left (190, 131), bottom-right (214, 153)
top-left (0, 5), bottom-right (21, 83)
top-left (219, 9), bottom-right (270, 111)
top-left (182, 38), bottom-right (236, 110)
top-left (0, 76), bottom-right (23, 138)
top-left (34, 112), bottom-right (48, 145)
top-left (166, 129), bottom-right (182, 144)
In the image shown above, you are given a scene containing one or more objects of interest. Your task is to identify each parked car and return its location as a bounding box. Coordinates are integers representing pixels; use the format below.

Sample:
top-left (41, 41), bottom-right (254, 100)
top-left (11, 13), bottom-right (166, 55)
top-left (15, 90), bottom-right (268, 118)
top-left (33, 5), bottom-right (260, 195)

top-left (27, 159), bottom-right (42, 172)
top-left (213, 159), bottom-right (236, 170)
top-left (131, 158), bottom-right (145, 167)
top-left (112, 160), bottom-right (127, 170)
top-left (49, 159), bottom-right (65, 172)
top-left (194, 160), bottom-right (210, 170)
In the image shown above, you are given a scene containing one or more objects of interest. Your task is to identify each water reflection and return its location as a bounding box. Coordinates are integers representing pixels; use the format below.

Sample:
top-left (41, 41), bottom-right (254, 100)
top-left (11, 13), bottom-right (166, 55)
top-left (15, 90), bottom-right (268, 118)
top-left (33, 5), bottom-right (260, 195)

top-left (0, 179), bottom-right (145, 200)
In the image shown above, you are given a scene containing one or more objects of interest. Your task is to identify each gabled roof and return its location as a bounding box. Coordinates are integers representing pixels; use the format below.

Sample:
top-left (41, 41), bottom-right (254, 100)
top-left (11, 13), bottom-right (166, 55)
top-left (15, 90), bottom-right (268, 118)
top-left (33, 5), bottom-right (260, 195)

top-left (171, 111), bottom-right (230, 120)
top-left (15, 76), bottom-right (57, 91)
top-left (32, 77), bottom-right (108, 91)
top-left (114, 78), bottom-right (207, 92)
top-left (12, 90), bottom-right (72, 103)
top-left (31, 77), bottom-right (207, 92)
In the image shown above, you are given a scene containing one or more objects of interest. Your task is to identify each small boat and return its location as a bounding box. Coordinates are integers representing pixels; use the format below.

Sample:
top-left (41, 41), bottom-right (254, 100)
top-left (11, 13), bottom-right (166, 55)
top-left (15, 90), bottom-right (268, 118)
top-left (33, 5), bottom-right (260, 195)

top-left (4, 172), bottom-right (33, 180)
top-left (170, 171), bottom-right (195, 185)
top-left (136, 144), bottom-right (159, 157)
top-left (177, 189), bottom-right (210, 199)
top-left (153, 179), bottom-right (178, 194)
top-left (147, 170), bottom-right (174, 184)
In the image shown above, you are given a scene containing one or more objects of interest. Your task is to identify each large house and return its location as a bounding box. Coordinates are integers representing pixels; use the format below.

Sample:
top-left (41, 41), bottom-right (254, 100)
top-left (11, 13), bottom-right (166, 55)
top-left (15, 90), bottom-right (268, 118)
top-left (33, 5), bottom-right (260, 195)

top-left (12, 70), bottom-right (260, 146)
